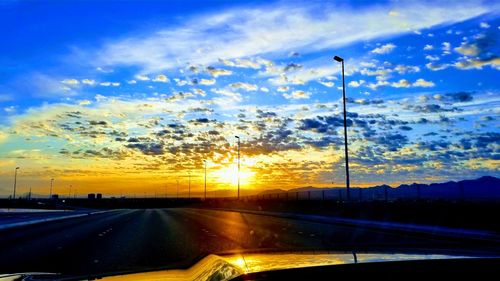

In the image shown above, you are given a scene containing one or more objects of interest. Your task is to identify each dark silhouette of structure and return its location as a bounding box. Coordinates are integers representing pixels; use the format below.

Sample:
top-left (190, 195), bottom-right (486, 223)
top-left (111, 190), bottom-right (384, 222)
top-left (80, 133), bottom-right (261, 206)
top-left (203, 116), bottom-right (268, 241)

top-left (333, 56), bottom-right (351, 201)
top-left (235, 135), bottom-right (240, 200)
top-left (13, 167), bottom-right (20, 199)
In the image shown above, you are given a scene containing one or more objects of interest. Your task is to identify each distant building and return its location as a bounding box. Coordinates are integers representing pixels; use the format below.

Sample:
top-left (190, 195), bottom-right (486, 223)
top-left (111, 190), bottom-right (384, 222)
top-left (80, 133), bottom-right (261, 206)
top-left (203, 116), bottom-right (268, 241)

top-left (96, 193), bottom-right (102, 199)
top-left (88, 193), bottom-right (95, 199)
top-left (51, 194), bottom-right (59, 200)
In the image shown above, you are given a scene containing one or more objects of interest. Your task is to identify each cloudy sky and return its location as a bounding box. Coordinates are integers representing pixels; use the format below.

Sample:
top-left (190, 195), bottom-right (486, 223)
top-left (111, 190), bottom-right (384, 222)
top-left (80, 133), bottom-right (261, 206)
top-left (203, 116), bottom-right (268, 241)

top-left (0, 0), bottom-right (499, 197)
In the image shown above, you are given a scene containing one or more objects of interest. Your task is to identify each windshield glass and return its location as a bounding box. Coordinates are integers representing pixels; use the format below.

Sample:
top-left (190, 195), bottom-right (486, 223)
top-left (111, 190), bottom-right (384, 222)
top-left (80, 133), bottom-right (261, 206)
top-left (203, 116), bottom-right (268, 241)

top-left (0, 0), bottom-right (499, 279)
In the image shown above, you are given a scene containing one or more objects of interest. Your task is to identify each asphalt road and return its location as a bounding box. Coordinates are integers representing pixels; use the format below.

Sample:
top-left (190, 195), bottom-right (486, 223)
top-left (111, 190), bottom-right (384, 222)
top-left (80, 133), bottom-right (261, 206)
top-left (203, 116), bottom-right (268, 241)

top-left (0, 208), bottom-right (498, 277)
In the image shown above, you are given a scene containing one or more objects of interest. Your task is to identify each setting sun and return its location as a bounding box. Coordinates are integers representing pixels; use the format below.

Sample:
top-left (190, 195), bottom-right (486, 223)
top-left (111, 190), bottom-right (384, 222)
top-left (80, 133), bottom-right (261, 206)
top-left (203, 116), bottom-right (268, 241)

top-left (212, 164), bottom-right (255, 186)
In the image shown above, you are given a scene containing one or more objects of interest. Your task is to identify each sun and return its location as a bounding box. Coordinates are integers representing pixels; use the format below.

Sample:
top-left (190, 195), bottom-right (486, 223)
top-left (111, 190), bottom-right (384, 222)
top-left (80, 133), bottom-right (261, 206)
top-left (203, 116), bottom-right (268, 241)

top-left (213, 164), bottom-right (255, 186)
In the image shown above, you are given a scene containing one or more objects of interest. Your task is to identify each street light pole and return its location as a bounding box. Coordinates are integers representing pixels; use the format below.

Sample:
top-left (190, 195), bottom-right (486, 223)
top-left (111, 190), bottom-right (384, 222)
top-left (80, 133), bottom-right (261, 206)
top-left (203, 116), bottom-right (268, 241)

top-left (13, 167), bottom-right (20, 199)
top-left (334, 55), bottom-right (351, 201)
top-left (188, 172), bottom-right (191, 199)
top-left (235, 136), bottom-right (240, 200)
top-left (204, 160), bottom-right (207, 200)
top-left (50, 178), bottom-right (54, 199)
top-left (176, 179), bottom-right (179, 199)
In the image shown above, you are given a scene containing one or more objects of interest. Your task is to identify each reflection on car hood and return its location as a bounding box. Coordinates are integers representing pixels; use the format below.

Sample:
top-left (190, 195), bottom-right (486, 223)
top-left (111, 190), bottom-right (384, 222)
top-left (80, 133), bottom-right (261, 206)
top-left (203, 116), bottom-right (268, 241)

top-left (0, 252), bottom-right (479, 281)
top-left (99, 251), bottom-right (473, 281)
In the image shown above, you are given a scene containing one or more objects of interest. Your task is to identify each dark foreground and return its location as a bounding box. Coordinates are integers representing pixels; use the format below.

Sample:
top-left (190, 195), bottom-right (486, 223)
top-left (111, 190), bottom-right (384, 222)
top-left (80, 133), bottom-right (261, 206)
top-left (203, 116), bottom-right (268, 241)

top-left (1, 208), bottom-right (499, 278)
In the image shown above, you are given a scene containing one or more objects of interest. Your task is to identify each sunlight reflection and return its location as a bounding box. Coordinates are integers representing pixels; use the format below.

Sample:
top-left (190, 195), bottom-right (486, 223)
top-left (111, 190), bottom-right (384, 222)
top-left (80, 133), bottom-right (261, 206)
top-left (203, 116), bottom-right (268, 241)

top-left (101, 252), bottom-right (471, 281)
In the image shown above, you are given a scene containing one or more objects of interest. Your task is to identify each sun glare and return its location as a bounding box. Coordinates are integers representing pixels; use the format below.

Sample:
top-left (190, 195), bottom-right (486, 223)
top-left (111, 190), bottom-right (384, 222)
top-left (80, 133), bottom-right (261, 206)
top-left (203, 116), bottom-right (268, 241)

top-left (213, 164), bottom-right (255, 186)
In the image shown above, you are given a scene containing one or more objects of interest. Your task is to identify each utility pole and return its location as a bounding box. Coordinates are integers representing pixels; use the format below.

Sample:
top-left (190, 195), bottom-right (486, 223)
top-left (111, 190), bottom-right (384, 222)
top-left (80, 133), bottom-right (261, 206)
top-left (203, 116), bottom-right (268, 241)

top-left (188, 173), bottom-right (191, 199)
top-left (204, 160), bottom-right (207, 200)
top-left (50, 178), bottom-right (54, 199)
top-left (13, 167), bottom-right (20, 199)
top-left (235, 136), bottom-right (240, 200)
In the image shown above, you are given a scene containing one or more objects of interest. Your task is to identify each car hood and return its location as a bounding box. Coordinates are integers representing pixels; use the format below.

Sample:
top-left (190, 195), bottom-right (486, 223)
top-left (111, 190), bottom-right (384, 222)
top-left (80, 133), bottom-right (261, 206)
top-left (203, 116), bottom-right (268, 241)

top-left (0, 251), bottom-right (482, 281)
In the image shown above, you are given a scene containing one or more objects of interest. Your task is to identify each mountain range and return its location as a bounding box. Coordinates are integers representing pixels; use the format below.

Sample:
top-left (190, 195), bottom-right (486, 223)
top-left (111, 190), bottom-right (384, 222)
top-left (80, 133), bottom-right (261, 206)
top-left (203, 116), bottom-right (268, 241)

top-left (257, 176), bottom-right (500, 201)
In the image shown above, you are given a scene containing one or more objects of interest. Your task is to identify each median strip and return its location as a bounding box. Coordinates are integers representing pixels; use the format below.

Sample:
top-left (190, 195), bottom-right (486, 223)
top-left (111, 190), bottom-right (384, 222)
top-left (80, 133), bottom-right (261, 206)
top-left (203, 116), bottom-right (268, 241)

top-left (0, 210), bottom-right (113, 231)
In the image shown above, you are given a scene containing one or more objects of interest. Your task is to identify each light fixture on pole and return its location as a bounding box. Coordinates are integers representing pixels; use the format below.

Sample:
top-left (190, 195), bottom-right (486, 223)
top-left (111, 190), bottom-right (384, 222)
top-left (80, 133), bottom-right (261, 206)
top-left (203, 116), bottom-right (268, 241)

top-left (333, 55), bottom-right (351, 201)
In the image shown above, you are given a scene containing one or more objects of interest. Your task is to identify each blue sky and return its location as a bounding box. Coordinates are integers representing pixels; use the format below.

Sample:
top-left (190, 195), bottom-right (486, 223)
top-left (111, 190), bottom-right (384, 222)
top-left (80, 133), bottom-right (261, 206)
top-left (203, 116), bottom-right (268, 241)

top-left (0, 0), bottom-right (499, 197)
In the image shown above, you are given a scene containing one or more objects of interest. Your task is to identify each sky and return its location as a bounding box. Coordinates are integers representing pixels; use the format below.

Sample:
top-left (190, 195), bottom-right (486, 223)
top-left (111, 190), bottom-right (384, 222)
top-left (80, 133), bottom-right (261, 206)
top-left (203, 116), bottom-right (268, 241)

top-left (0, 0), bottom-right (499, 198)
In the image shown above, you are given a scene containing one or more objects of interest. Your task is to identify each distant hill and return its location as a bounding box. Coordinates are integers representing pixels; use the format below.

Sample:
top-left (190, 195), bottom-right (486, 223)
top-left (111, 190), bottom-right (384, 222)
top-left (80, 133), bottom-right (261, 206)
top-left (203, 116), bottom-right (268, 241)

top-left (258, 176), bottom-right (500, 201)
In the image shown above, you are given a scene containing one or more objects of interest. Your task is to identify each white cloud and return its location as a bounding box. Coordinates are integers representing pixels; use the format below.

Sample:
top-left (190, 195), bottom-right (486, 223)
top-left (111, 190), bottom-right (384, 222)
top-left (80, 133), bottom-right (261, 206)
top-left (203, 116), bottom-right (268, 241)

top-left (193, 88), bottom-right (206, 96)
top-left (79, 100), bottom-right (92, 105)
top-left (230, 82), bottom-right (258, 91)
top-left (367, 78), bottom-right (435, 89)
top-left (423, 44), bottom-right (434, 50)
top-left (413, 78), bottom-right (435, 87)
top-left (283, 90), bottom-right (311, 100)
top-left (152, 74), bottom-right (169, 83)
top-left (91, 1), bottom-right (490, 73)
top-left (370, 43), bottom-right (396, 54)
top-left (199, 78), bottom-right (216, 85)
top-left (219, 58), bottom-right (264, 69)
top-left (174, 78), bottom-right (188, 86)
top-left (454, 43), bottom-right (480, 56)
top-left (394, 65), bottom-right (420, 74)
top-left (480, 22), bottom-right (490, 29)
top-left (30, 74), bottom-right (79, 97)
top-left (425, 55), bottom-right (440, 61)
top-left (454, 57), bottom-right (500, 70)
top-left (391, 79), bottom-right (410, 88)
top-left (96, 67), bottom-right (113, 73)
top-left (348, 80), bottom-right (365, 87)
top-left (426, 62), bottom-right (449, 71)
top-left (318, 81), bottom-right (334, 87)
top-left (211, 88), bottom-right (242, 102)
top-left (442, 42), bottom-right (451, 54)
top-left (268, 73), bottom-right (305, 85)
top-left (135, 75), bottom-right (150, 81)
top-left (81, 79), bottom-right (95, 85)
top-left (367, 80), bottom-right (390, 90)
top-left (207, 67), bottom-right (233, 78)
top-left (100, 82), bottom-right (120, 87)
top-left (277, 86), bottom-right (289, 92)
top-left (4, 106), bottom-right (16, 113)
top-left (61, 79), bottom-right (79, 85)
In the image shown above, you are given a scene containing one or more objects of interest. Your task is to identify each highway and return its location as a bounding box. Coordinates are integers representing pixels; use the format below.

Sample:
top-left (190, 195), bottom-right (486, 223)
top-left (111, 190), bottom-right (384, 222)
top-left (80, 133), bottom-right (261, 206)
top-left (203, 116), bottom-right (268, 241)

top-left (0, 208), bottom-right (498, 277)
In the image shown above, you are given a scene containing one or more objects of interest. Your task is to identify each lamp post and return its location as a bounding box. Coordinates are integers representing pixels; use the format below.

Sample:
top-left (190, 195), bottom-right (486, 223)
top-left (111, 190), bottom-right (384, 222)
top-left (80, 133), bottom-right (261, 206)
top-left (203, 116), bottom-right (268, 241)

top-left (235, 136), bottom-right (240, 200)
top-left (49, 178), bottom-right (54, 199)
top-left (203, 160), bottom-right (207, 200)
top-left (13, 167), bottom-right (20, 199)
top-left (333, 55), bottom-right (351, 201)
